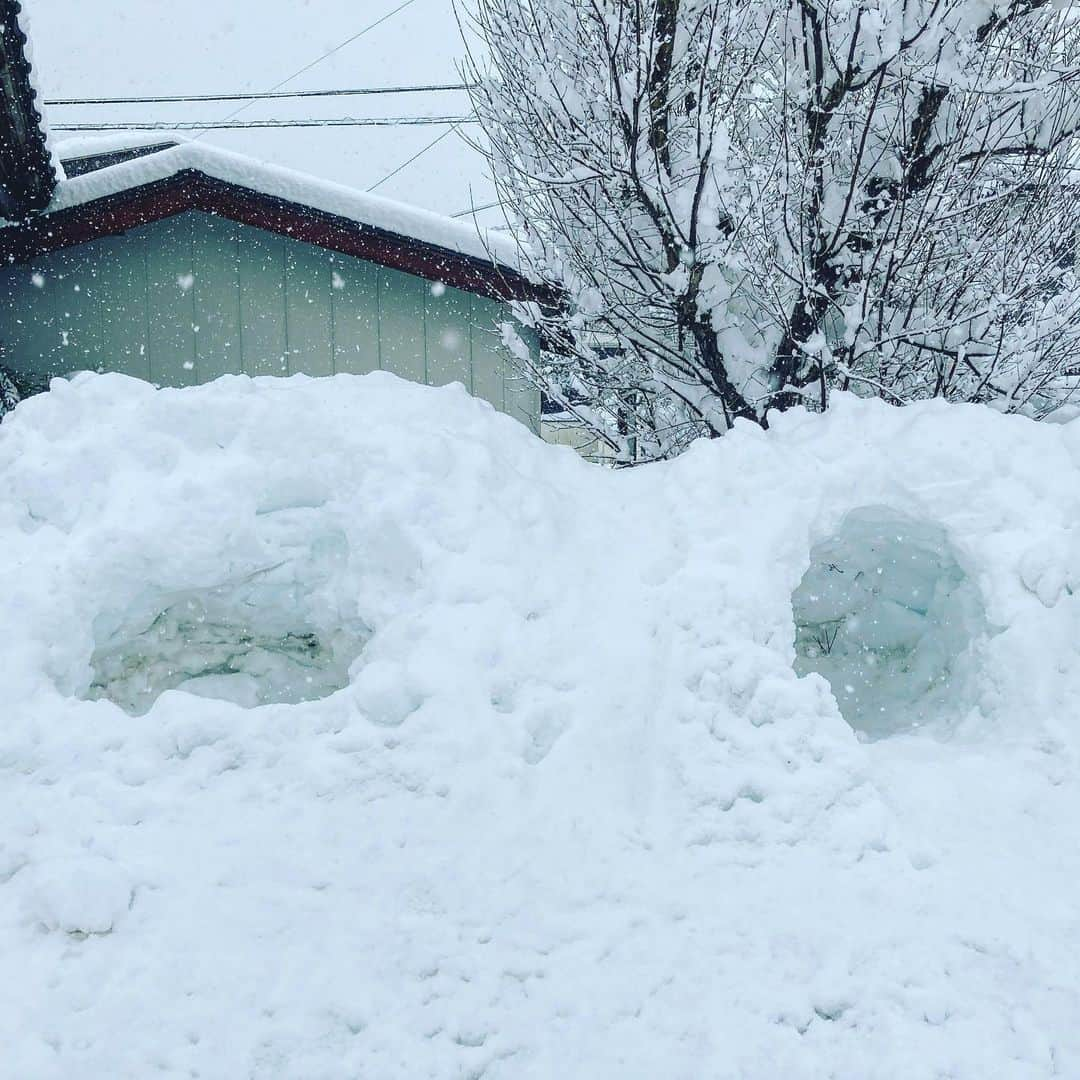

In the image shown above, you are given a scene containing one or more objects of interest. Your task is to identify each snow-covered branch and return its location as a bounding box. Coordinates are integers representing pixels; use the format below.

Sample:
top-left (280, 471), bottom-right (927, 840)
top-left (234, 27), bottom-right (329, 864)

top-left (464, 0), bottom-right (1080, 460)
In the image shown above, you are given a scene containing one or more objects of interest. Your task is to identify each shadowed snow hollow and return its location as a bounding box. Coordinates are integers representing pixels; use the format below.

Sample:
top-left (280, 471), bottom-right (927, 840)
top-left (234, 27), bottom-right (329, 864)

top-left (2, 373), bottom-right (1080, 1079)
top-left (792, 507), bottom-right (989, 739)
top-left (86, 532), bottom-right (369, 714)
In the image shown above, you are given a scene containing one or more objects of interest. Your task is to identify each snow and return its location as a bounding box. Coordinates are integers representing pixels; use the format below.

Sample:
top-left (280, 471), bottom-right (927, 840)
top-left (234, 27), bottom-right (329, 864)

top-left (19, 855), bottom-right (134, 937)
top-left (53, 132), bottom-right (184, 162)
top-left (11, 0), bottom-right (64, 182)
top-left (6, 139), bottom-right (520, 268)
top-left (2, 374), bottom-right (1080, 1076)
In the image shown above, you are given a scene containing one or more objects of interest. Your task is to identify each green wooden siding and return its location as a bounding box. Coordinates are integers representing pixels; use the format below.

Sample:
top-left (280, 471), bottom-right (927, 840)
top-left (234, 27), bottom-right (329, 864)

top-left (145, 216), bottom-right (197, 387)
top-left (0, 210), bottom-right (541, 431)
top-left (193, 215), bottom-right (242, 382)
top-left (284, 235), bottom-right (334, 378)
top-left (238, 224), bottom-right (288, 377)
top-left (329, 254), bottom-right (379, 375)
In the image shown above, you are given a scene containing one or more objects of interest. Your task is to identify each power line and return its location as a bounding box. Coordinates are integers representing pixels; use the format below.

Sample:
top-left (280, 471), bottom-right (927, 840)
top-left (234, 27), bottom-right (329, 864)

top-left (451, 199), bottom-right (502, 218)
top-left (198, 0), bottom-right (421, 138)
top-left (46, 83), bottom-right (474, 107)
top-left (261, 0), bottom-right (420, 97)
top-left (53, 117), bottom-right (477, 132)
top-left (48, 0), bottom-right (474, 197)
top-left (367, 123), bottom-right (460, 192)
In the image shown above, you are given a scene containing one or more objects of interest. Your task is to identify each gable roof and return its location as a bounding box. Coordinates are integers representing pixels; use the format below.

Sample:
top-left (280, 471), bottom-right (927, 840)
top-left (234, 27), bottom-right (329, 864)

top-left (0, 139), bottom-right (552, 306)
top-left (0, 0), bottom-right (56, 217)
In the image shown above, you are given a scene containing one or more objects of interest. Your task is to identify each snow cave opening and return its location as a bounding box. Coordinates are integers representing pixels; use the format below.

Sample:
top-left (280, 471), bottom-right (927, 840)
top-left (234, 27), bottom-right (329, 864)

top-left (85, 572), bottom-right (369, 716)
top-left (792, 507), bottom-right (988, 739)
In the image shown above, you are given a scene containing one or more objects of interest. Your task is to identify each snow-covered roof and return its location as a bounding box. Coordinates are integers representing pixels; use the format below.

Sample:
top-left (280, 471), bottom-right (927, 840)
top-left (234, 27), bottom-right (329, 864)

top-left (0, 0), bottom-right (58, 212)
top-left (12, 1), bottom-right (63, 182)
top-left (20, 138), bottom-right (521, 270)
top-left (55, 135), bottom-right (182, 179)
top-left (53, 132), bottom-right (183, 162)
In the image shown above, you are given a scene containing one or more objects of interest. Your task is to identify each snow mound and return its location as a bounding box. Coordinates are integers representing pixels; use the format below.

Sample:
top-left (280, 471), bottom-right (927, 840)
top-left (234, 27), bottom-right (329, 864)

top-left (2, 374), bottom-right (1080, 1078)
top-left (17, 855), bottom-right (133, 937)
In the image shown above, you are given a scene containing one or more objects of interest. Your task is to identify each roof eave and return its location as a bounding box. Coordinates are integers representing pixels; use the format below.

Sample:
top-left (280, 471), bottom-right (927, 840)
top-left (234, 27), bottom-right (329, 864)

top-left (0, 169), bottom-right (560, 307)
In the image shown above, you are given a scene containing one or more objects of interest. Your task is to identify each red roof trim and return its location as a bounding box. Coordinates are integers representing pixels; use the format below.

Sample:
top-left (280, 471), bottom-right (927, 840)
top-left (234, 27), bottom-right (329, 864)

top-left (0, 170), bottom-right (557, 306)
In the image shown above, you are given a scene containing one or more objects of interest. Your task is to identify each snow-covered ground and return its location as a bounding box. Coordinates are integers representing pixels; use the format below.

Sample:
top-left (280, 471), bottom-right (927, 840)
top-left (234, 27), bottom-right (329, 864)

top-left (2, 373), bottom-right (1080, 1078)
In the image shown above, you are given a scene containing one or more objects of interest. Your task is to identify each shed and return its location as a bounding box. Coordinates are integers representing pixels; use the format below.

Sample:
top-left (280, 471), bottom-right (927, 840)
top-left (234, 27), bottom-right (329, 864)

top-left (0, 7), bottom-right (552, 431)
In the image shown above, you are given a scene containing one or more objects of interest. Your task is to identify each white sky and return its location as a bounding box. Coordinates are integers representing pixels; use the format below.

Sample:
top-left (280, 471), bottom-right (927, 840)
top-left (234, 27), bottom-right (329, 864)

top-left (24, 0), bottom-right (498, 222)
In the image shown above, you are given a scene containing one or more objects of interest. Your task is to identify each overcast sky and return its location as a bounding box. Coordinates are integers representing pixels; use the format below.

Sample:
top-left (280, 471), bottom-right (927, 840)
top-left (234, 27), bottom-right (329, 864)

top-left (25, 0), bottom-right (497, 221)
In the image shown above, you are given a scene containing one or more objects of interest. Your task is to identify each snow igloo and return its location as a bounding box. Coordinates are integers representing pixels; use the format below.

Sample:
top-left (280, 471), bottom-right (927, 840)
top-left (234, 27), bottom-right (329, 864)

top-left (792, 507), bottom-right (989, 739)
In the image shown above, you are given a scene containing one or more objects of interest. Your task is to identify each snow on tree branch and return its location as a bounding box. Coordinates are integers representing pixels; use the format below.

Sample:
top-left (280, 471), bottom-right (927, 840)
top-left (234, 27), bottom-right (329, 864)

top-left (462, 0), bottom-right (1080, 460)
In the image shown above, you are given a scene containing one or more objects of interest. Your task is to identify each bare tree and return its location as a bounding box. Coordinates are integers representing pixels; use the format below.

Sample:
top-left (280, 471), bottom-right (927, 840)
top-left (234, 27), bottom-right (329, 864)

top-left (462, 0), bottom-right (1080, 461)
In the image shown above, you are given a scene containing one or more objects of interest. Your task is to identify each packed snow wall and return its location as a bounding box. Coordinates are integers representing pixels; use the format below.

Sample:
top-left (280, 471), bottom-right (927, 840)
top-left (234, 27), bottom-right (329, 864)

top-left (2, 372), bottom-right (1080, 1079)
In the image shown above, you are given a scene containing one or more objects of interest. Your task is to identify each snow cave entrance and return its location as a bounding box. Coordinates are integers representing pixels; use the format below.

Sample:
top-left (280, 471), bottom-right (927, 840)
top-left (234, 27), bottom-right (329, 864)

top-left (85, 569), bottom-right (369, 715)
top-left (792, 507), bottom-right (987, 739)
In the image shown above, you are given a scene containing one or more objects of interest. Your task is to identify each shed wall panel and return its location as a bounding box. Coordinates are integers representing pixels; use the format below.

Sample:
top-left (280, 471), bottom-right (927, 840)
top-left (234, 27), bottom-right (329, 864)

top-left (377, 266), bottom-right (426, 384)
top-left (503, 324), bottom-right (542, 434)
top-left (425, 285), bottom-right (472, 391)
top-left (284, 237), bottom-right (333, 377)
top-left (329, 254), bottom-right (379, 375)
top-left (470, 296), bottom-right (507, 414)
top-left (94, 233), bottom-right (150, 381)
top-left (193, 215), bottom-right (242, 381)
top-left (25, 252), bottom-right (69, 380)
top-left (0, 265), bottom-right (49, 384)
top-left (52, 247), bottom-right (103, 376)
top-left (144, 215), bottom-right (197, 386)
top-left (238, 227), bottom-right (288, 376)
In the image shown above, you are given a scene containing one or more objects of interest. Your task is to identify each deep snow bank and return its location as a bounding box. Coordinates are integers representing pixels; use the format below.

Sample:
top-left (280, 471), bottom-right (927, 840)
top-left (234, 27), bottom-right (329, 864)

top-left (2, 373), bottom-right (1080, 1078)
